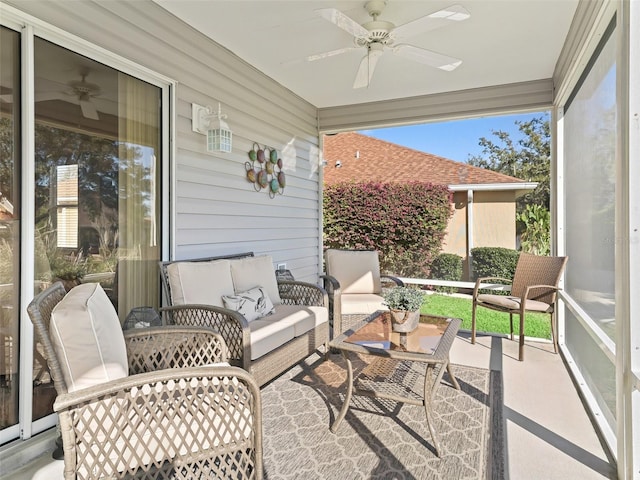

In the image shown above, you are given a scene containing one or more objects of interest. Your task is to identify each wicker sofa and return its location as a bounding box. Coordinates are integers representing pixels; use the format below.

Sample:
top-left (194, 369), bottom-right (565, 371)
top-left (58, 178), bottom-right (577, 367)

top-left (160, 252), bottom-right (329, 386)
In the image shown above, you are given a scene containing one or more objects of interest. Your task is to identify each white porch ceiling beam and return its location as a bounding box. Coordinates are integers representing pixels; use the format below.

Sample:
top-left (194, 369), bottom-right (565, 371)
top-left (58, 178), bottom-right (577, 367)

top-left (318, 79), bottom-right (553, 133)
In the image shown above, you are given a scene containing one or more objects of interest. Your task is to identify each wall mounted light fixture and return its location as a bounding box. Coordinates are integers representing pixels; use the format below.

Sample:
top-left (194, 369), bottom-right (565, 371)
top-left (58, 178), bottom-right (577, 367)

top-left (192, 102), bottom-right (233, 153)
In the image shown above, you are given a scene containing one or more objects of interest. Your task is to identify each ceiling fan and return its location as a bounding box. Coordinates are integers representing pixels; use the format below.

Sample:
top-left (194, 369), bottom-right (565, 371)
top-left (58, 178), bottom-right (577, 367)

top-left (0, 70), bottom-right (102, 120)
top-left (63, 71), bottom-right (101, 120)
top-left (310, 0), bottom-right (470, 89)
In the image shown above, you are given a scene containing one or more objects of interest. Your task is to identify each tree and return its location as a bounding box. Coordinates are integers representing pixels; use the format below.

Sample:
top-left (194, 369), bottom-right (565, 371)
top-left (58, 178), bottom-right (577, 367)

top-left (468, 115), bottom-right (550, 211)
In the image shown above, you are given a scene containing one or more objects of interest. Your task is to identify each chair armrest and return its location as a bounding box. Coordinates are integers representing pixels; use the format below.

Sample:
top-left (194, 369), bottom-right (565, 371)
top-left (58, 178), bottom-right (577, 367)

top-left (278, 280), bottom-right (328, 307)
top-left (124, 326), bottom-right (229, 374)
top-left (472, 276), bottom-right (513, 299)
top-left (160, 305), bottom-right (252, 371)
top-left (320, 274), bottom-right (340, 294)
top-left (54, 366), bottom-right (262, 480)
top-left (381, 275), bottom-right (404, 287)
top-left (320, 274), bottom-right (342, 327)
top-left (520, 284), bottom-right (562, 310)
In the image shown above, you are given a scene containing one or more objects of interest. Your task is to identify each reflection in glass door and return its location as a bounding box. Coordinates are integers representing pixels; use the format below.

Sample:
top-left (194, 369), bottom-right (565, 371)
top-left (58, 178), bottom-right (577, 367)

top-left (0, 26), bottom-right (21, 436)
top-left (30, 38), bottom-right (162, 424)
top-left (0, 28), bottom-right (163, 439)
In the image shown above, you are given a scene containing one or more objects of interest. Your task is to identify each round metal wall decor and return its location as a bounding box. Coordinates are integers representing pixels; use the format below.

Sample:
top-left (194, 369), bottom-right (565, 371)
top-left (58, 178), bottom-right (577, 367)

top-left (245, 142), bottom-right (285, 198)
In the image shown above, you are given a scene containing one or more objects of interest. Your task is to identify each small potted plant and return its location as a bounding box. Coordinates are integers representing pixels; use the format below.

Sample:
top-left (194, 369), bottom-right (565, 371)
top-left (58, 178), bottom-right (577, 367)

top-left (382, 286), bottom-right (426, 332)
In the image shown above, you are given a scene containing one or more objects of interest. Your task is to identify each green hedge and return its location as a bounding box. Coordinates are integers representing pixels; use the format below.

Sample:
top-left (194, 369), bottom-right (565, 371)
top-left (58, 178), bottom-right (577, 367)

top-left (324, 181), bottom-right (452, 277)
top-left (471, 247), bottom-right (519, 281)
top-left (430, 253), bottom-right (463, 293)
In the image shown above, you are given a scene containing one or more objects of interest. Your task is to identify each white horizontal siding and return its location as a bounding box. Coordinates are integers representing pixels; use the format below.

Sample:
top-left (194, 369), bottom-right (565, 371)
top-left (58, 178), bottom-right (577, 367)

top-left (6, 0), bottom-right (322, 283)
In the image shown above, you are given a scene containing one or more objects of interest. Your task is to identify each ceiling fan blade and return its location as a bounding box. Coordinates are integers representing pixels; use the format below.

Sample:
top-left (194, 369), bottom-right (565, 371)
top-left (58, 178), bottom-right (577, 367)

top-left (316, 8), bottom-right (370, 39)
top-left (307, 46), bottom-right (359, 62)
top-left (393, 44), bottom-right (462, 71)
top-left (79, 99), bottom-right (99, 120)
top-left (353, 47), bottom-right (384, 89)
top-left (392, 4), bottom-right (470, 41)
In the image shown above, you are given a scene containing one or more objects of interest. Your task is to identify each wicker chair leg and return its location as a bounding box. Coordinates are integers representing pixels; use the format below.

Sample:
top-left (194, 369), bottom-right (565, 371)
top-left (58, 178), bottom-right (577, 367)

top-left (551, 311), bottom-right (558, 354)
top-left (471, 302), bottom-right (477, 344)
top-left (509, 313), bottom-right (514, 341)
top-left (518, 314), bottom-right (525, 361)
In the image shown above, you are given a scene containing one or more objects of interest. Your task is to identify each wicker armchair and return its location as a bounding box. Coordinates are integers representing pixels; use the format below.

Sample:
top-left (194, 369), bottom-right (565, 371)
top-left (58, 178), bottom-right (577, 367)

top-left (471, 253), bottom-right (568, 361)
top-left (28, 282), bottom-right (263, 480)
top-left (322, 249), bottom-right (403, 338)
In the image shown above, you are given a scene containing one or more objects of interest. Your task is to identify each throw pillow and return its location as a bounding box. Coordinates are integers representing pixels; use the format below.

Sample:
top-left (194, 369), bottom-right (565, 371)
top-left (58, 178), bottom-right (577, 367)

top-left (222, 286), bottom-right (275, 322)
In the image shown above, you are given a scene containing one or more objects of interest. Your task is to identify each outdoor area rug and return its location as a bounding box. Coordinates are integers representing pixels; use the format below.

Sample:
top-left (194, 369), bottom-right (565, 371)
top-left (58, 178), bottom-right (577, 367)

top-left (261, 353), bottom-right (503, 480)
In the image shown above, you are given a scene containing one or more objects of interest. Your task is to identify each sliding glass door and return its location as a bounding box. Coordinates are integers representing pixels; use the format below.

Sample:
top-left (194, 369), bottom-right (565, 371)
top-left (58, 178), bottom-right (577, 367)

top-left (0, 24), bottom-right (166, 443)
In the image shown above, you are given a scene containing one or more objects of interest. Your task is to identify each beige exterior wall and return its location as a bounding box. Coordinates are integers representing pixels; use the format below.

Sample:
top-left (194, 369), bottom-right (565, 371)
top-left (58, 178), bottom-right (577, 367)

top-left (442, 190), bottom-right (517, 280)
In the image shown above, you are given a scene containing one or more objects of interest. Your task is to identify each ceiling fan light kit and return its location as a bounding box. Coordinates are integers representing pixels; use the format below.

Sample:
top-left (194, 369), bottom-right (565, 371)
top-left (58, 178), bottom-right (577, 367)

top-left (311, 1), bottom-right (470, 88)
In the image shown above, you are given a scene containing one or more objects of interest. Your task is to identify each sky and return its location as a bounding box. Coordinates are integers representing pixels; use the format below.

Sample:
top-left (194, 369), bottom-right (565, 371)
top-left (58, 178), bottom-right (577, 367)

top-left (360, 111), bottom-right (550, 163)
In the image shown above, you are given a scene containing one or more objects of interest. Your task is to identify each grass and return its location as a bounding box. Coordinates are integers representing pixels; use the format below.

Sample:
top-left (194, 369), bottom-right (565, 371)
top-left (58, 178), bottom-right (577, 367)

top-left (420, 293), bottom-right (552, 340)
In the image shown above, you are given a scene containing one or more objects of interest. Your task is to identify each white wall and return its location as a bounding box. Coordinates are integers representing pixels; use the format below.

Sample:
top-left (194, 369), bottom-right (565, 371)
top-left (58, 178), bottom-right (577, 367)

top-left (5, 0), bottom-right (322, 282)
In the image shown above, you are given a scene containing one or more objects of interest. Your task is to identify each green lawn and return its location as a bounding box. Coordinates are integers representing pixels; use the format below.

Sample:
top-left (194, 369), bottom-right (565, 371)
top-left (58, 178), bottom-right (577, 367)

top-left (420, 293), bottom-right (552, 339)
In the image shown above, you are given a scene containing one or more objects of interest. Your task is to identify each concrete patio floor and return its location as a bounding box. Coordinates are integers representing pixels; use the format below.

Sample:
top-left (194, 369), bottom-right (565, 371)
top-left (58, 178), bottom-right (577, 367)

top-left (3, 332), bottom-right (617, 479)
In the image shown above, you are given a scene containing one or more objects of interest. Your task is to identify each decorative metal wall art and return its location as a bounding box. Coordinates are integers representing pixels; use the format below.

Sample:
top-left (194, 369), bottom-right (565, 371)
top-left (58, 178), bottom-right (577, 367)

top-left (245, 143), bottom-right (286, 198)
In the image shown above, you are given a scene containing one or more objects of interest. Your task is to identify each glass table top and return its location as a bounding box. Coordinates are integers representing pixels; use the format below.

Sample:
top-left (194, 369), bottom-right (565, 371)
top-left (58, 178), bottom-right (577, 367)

top-left (341, 311), bottom-right (453, 355)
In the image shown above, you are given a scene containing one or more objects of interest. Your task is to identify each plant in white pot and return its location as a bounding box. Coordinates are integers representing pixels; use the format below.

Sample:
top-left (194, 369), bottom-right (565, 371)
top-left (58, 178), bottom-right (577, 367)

top-left (382, 286), bottom-right (426, 333)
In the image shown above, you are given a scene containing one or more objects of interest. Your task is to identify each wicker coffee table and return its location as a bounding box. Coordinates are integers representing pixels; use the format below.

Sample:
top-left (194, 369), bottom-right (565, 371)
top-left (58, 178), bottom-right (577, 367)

top-left (329, 310), bottom-right (462, 456)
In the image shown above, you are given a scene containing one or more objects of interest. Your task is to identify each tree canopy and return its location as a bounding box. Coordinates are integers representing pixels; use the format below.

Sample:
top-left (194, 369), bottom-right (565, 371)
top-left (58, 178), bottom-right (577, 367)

top-left (468, 115), bottom-right (550, 211)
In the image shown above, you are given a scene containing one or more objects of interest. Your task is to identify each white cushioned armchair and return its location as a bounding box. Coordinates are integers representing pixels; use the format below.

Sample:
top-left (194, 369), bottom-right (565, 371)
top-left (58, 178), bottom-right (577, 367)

top-left (27, 281), bottom-right (263, 480)
top-left (322, 249), bottom-right (404, 337)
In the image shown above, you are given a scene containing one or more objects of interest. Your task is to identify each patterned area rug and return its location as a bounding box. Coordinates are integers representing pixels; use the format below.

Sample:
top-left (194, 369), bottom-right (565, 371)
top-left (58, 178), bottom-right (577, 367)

top-left (261, 353), bottom-right (503, 480)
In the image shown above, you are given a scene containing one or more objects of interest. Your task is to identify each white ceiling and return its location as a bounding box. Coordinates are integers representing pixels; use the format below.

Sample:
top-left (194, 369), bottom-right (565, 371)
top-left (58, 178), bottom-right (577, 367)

top-left (154, 0), bottom-right (578, 109)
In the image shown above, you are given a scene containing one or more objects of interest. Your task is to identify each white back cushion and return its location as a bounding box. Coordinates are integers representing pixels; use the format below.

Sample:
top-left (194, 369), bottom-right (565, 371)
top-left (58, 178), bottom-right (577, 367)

top-left (230, 255), bottom-right (282, 305)
top-left (167, 260), bottom-right (234, 307)
top-left (324, 249), bottom-right (382, 294)
top-left (50, 283), bottom-right (128, 393)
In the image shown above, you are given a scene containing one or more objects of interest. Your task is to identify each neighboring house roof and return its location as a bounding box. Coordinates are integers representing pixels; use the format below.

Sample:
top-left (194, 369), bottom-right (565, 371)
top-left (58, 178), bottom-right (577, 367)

top-left (323, 132), bottom-right (532, 189)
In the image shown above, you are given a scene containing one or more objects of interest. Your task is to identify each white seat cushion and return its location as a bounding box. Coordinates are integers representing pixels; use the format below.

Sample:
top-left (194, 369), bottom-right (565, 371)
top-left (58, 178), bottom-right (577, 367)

top-left (247, 317), bottom-right (295, 360)
top-left (166, 259), bottom-right (234, 308)
top-left (477, 294), bottom-right (553, 313)
top-left (262, 304), bottom-right (329, 337)
top-left (230, 255), bottom-right (282, 305)
top-left (50, 283), bottom-right (128, 393)
top-left (325, 249), bottom-right (382, 294)
top-left (340, 293), bottom-right (388, 315)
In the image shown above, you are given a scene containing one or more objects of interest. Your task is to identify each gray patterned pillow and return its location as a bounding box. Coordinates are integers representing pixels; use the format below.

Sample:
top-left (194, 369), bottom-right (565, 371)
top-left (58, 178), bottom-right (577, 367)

top-left (222, 286), bottom-right (275, 322)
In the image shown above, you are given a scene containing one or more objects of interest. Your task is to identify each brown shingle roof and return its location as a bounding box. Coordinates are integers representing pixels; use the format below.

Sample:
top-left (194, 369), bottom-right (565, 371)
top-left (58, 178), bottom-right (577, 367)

top-left (323, 132), bottom-right (526, 186)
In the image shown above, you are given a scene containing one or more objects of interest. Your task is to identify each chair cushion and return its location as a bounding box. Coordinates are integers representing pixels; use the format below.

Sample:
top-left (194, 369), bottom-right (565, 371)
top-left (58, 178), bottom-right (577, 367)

top-left (477, 294), bottom-right (553, 313)
top-left (247, 317), bottom-right (295, 360)
top-left (222, 286), bottom-right (275, 322)
top-left (50, 283), bottom-right (128, 393)
top-left (340, 293), bottom-right (388, 315)
top-left (263, 303), bottom-right (329, 337)
top-left (166, 260), bottom-right (234, 308)
top-left (230, 255), bottom-right (282, 305)
top-left (325, 249), bottom-right (382, 294)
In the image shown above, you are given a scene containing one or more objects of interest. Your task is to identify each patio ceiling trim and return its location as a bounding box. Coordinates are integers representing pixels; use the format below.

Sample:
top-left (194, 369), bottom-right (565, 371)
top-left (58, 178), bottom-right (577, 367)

top-left (448, 182), bottom-right (538, 191)
top-left (317, 79), bottom-right (553, 133)
top-left (553, 0), bottom-right (615, 105)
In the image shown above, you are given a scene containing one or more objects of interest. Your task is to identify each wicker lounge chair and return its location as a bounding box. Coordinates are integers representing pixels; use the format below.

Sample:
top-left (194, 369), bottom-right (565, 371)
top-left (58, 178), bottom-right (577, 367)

top-left (28, 282), bottom-right (263, 480)
top-left (471, 253), bottom-right (568, 361)
top-left (322, 249), bottom-right (403, 338)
